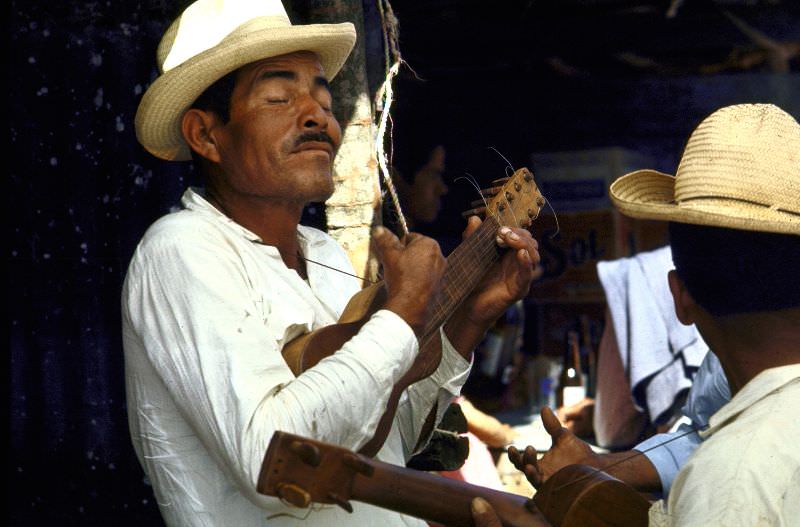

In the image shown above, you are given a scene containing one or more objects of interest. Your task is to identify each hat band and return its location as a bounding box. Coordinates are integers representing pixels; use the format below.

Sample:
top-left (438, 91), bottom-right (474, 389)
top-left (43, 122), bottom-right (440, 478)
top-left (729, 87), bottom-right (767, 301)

top-left (677, 195), bottom-right (800, 217)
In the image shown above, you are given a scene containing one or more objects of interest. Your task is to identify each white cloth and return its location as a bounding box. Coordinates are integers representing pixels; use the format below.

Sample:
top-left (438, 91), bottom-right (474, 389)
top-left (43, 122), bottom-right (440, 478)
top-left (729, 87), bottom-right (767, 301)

top-left (648, 364), bottom-right (800, 526)
top-left (597, 245), bottom-right (709, 424)
top-left (122, 188), bottom-right (471, 527)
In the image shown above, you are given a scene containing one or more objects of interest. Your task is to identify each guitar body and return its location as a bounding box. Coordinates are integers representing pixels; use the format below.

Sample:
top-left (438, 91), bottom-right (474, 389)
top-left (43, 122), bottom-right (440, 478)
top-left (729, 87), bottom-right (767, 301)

top-left (282, 282), bottom-right (389, 374)
top-left (533, 464), bottom-right (651, 527)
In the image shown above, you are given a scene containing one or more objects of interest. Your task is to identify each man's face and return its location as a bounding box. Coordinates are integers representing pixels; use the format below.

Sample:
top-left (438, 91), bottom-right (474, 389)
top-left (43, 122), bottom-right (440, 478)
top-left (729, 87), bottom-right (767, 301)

top-left (210, 51), bottom-right (342, 205)
top-left (410, 145), bottom-right (449, 223)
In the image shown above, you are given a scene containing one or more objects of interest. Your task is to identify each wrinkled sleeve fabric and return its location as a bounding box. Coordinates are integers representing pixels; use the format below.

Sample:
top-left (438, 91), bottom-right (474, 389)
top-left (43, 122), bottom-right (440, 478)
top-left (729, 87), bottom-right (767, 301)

top-left (123, 216), bottom-right (419, 508)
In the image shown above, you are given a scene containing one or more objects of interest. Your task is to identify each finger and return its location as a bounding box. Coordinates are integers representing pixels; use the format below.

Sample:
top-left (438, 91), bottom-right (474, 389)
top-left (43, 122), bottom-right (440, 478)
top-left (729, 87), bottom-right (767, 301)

top-left (523, 463), bottom-right (544, 489)
top-left (495, 226), bottom-right (516, 247)
top-left (372, 226), bottom-right (404, 257)
top-left (523, 445), bottom-right (538, 466)
top-left (541, 406), bottom-right (567, 442)
top-left (471, 497), bottom-right (502, 527)
top-left (462, 215), bottom-right (482, 240)
top-left (518, 446), bottom-right (543, 488)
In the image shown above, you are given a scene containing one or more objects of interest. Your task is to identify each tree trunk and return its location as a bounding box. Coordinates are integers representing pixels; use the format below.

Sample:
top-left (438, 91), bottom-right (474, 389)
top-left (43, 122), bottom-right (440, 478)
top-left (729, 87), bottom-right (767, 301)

top-left (289, 0), bottom-right (381, 284)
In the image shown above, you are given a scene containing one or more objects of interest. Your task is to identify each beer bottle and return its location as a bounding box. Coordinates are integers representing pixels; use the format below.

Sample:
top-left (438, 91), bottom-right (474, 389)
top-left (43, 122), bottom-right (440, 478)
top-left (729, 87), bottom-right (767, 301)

top-left (557, 330), bottom-right (586, 408)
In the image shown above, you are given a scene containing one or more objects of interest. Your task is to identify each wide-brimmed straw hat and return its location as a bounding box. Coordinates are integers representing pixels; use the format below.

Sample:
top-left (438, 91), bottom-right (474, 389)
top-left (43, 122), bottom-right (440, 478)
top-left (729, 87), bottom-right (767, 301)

top-left (610, 103), bottom-right (800, 235)
top-left (135, 0), bottom-right (356, 161)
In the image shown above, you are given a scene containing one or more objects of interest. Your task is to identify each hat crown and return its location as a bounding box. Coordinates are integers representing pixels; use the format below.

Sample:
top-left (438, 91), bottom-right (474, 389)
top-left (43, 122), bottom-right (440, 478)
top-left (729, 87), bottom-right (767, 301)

top-left (674, 104), bottom-right (800, 214)
top-left (158, 0), bottom-right (292, 73)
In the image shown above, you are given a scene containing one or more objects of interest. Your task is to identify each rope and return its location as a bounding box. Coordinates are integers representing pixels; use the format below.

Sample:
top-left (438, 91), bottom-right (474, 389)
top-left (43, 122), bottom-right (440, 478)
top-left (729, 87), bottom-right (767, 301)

top-left (374, 0), bottom-right (409, 237)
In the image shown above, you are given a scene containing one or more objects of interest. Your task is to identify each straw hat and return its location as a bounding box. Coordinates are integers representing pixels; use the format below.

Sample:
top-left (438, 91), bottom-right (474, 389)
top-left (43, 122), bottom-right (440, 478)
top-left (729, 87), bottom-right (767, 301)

top-left (610, 104), bottom-right (800, 235)
top-left (135, 0), bottom-right (357, 161)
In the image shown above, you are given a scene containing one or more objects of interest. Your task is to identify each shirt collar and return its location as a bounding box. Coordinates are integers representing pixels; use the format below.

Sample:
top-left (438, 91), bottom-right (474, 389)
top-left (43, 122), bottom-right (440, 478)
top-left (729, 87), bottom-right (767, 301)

top-left (180, 187), bottom-right (330, 253)
top-left (701, 364), bottom-right (800, 438)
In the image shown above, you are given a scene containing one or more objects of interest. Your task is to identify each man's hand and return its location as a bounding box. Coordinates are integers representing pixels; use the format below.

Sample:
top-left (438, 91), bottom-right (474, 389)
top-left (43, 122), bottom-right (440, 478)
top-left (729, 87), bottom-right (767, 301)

top-left (445, 216), bottom-right (541, 356)
top-left (507, 406), bottom-right (598, 489)
top-left (372, 226), bottom-right (446, 336)
top-left (471, 497), bottom-right (552, 527)
top-left (508, 406), bottom-right (664, 493)
top-left (461, 216), bottom-right (541, 325)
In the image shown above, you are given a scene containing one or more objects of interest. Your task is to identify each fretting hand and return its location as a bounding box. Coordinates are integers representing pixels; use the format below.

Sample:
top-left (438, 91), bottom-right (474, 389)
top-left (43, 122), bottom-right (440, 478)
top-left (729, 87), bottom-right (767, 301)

top-left (460, 215), bottom-right (541, 325)
top-left (508, 406), bottom-right (598, 489)
top-left (444, 215), bottom-right (541, 357)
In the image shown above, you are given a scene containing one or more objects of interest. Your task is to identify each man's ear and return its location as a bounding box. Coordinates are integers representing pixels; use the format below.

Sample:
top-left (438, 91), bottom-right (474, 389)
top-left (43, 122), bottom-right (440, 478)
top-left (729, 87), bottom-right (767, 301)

top-left (182, 109), bottom-right (221, 163)
top-left (668, 269), bottom-right (696, 325)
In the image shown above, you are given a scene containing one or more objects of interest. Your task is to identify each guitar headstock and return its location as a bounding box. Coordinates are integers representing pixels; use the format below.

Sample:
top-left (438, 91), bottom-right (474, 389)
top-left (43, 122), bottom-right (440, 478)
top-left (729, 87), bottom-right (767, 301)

top-left (462, 167), bottom-right (545, 230)
top-left (257, 431), bottom-right (370, 512)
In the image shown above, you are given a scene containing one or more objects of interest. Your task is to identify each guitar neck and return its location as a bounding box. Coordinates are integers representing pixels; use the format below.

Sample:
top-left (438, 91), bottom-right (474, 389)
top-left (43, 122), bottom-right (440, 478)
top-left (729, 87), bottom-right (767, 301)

top-left (258, 431), bottom-right (545, 527)
top-left (351, 455), bottom-right (541, 527)
top-left (421, 215), bottom-right (502, 338)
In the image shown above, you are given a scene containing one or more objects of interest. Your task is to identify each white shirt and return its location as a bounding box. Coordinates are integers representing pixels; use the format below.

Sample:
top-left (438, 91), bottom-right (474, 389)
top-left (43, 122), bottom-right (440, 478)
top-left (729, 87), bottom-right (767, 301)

top-left (649, 364), bottom-right (800, 526)
top-left (122, 188), bottom-right (471, 526)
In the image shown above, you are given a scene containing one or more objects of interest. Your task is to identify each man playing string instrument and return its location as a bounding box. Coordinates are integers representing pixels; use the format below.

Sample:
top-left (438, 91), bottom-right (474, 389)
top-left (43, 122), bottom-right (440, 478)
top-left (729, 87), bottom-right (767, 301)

top-left (502, 103), bottom-right (800, 526)
top-left (122, 0), bottom-right (539, 525)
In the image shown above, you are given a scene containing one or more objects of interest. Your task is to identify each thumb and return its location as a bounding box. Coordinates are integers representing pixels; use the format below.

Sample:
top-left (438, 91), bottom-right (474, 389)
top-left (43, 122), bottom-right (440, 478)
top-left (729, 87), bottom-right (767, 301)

top-left (541, 406), bottom-right (566, 442)
top-left (371, 226), bottom-right (403, 263)
top-left (471, 497), bottom-right (502, 527)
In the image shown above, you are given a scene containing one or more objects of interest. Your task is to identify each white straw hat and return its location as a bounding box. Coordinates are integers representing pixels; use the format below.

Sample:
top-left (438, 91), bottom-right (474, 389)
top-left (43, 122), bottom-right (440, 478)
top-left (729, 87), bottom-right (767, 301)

top-left (610, 103), bottom-right (800, 235)
top-left (135, 0), bottom-right (357, 161)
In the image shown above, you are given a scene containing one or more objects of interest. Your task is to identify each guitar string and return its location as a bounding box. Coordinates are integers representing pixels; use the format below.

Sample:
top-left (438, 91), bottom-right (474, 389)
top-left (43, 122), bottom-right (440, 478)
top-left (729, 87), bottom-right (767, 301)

top-left (250, 239), bottom-right (376, 284)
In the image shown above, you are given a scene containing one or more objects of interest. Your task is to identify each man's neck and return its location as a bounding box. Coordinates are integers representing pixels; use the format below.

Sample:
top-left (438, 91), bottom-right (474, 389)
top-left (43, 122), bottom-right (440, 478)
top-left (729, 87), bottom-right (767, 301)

top-left (206, 190), bottom-right (306, 273)
top-left (700, 308), bottom-right (800, 394)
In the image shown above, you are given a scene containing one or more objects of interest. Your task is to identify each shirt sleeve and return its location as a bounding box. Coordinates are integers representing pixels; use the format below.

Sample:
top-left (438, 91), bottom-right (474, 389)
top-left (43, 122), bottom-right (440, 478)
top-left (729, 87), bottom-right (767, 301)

top-left (394, 329), bottom-right (472, 460)
top-left (123, 223), bottom-right (420, 506)
top-left (636, 351), bottom-right (730, 496)
top-left (636, 424), bottom-right (704, 496)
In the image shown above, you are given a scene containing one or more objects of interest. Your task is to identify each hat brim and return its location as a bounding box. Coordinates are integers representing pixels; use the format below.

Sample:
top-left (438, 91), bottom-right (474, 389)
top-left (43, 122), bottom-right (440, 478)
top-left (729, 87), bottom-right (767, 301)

top-left (610, 169), bottom-right (800, 235)
top-left (135, 23), bottom-right (356, 161)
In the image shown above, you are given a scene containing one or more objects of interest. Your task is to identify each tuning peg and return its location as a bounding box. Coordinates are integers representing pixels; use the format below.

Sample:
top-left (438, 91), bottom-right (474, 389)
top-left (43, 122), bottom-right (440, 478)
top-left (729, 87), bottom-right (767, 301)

top-left (491, 177), bottom-right (510, 186)
top-left (461, 206), bottom-right (486, 218)
top-left (480, 185), bottom-right (503, 197)
top-left (327, 492), bottom-right (354, 513)
top-left (277, 482), bottom-right (311, 508)
top-left (289, 440), bottom-right (321, 467)
top-left (469, 198), bottom-right (488, 208)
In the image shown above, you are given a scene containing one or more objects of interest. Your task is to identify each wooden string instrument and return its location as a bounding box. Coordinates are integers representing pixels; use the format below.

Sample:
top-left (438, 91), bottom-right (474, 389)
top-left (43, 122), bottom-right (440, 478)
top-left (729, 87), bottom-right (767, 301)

top-left (257, 431), bottom-right (651, 527)
top-left (282, 167), bottom-right (545, 457)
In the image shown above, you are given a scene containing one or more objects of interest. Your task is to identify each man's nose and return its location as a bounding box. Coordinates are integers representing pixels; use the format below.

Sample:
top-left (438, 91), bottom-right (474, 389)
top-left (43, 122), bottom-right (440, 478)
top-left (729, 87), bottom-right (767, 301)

top-left (298, 95), bottom-right (329, 130)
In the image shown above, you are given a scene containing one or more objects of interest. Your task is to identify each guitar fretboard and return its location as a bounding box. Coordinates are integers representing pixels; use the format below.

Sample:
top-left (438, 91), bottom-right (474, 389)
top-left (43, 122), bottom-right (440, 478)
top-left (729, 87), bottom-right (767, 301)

top-left (422, 214), bottom-right (503, 338)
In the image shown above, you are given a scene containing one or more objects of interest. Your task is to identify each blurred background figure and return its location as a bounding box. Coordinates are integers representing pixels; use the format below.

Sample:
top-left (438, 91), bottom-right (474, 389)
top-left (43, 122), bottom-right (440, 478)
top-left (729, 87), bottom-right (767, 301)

top-left (385, 142), bottom-right (449, 233)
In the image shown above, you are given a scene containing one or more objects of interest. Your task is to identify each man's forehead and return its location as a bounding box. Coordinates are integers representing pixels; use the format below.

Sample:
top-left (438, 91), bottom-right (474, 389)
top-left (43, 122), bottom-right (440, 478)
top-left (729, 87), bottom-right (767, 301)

top-left (244, 51), bottom-right (325, 76)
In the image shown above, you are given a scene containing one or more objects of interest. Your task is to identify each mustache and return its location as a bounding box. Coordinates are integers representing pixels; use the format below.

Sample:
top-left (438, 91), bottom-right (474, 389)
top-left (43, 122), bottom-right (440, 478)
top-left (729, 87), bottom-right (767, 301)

top-left (293, 132), bottom-right (336, 149)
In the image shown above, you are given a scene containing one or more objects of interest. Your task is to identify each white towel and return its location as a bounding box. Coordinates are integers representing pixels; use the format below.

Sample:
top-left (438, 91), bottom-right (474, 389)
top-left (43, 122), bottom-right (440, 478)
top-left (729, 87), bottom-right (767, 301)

top-left (597, 245), bottom-right (708, 424)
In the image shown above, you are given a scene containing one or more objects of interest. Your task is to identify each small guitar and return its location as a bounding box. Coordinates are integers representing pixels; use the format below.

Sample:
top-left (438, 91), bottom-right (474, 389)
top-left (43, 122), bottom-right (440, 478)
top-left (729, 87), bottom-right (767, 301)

top-left (282, 167), bottom-right (545, 457)
top-left (257, 431), bottom-right (651, 527)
